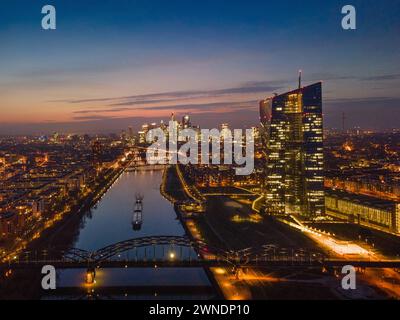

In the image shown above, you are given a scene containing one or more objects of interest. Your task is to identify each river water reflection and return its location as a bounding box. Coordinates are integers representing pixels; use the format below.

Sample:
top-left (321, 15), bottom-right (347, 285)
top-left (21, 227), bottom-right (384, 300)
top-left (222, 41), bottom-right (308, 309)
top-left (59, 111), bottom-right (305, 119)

top-left (76, 170), bottom-right (186, 249)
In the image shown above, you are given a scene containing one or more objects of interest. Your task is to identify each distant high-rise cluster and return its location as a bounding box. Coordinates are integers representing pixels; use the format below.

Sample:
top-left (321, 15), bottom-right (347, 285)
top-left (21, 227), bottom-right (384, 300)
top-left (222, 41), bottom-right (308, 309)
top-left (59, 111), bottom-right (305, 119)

top-left (182, 115), bottom-right (191, 129)
top-left (260, 81), bottom-right (324, 218)
top-left (137, 114), bottom-right (197, 144)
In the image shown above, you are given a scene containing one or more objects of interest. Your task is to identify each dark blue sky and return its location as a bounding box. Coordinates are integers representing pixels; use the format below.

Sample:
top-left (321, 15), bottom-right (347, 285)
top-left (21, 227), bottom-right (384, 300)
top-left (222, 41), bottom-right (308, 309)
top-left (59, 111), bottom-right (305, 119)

top-left (1, 0), bottom-right (399, 133)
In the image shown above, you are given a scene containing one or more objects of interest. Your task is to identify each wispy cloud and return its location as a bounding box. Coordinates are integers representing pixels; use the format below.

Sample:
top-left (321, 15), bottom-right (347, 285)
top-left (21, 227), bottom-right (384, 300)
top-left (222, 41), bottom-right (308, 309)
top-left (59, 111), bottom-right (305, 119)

top-left (361, 74), bottom-right (400, 82)
top-left (139, 100), bottom-right (257, 111)
top-left (72, 115), bottom-right (117, 121)
top-left (73, 100), bottom-right (258, 115)
top-left (74, 107), bottom-right (133, 114)
top-left (54, 82), bottom-right (284, 106)
top-left (303, 72), bottom-right (400, 83)
top-left (50, 71), bottom-right (400, 110)
top-left (325, 96), bottom-right (400, 104)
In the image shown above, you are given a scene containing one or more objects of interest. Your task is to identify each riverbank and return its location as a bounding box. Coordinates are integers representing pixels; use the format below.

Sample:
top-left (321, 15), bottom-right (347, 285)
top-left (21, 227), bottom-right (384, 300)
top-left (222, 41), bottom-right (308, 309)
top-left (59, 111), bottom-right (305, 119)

top-left (162, 166), bottom-right (316, 251)
top-left (160, 166), bottom-right (225, 299)
top-left (26, 166), bottom-right (126, 251)
top-left (0, 167), bottom-right (126, 299)
top-left (160, 166), bottom-right (189, 204)
top-left (162, 167), bottom-right (393, 300)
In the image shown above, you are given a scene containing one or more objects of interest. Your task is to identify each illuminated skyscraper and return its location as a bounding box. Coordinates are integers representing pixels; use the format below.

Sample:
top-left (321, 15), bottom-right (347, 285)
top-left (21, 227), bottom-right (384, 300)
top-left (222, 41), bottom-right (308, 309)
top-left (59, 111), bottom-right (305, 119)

top-left (182, 115), bottom-right (191, 129)
top-left (260, 81), bottom-right (324, 218)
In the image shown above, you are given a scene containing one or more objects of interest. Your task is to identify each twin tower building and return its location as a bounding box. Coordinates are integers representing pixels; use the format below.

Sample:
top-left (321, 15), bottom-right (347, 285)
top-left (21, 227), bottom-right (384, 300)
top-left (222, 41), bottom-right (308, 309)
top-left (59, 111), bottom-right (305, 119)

top-left (259, 77), bottom-right (325, 219)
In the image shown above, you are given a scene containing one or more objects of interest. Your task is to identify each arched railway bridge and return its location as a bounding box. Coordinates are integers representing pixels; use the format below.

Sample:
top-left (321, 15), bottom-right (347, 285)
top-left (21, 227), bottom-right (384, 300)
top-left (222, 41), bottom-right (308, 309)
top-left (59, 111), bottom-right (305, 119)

top-left (3, 236), bottom-right (400, 272)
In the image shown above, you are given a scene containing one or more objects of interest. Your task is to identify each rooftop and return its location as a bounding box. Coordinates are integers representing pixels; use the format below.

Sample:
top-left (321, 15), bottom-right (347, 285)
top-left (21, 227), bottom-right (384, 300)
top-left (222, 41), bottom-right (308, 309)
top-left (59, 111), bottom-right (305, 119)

top-left (325, 188), bottom-right (398, 210)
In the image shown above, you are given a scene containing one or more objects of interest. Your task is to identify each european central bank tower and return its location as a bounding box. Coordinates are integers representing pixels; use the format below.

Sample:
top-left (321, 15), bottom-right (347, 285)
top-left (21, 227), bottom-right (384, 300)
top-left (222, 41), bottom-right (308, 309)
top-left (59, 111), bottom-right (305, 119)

top-left (259, 80), bottom-right (324, 218)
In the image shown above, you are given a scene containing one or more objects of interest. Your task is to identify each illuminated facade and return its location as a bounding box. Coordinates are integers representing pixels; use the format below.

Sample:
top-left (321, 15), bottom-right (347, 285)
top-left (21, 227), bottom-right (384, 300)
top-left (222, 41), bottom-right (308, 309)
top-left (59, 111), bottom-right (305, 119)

top-left (182, 115), bottom-right (191, 129)
top-left (325, 189), bottom-right (400, 234)
top-left (260, 82), bottom-right (324, 218)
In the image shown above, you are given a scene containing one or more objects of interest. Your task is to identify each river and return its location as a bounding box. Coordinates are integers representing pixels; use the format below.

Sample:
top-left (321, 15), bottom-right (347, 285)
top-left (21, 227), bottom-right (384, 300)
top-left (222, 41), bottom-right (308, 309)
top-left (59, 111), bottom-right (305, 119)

top-left (45, 170), bottom-right (214, 300)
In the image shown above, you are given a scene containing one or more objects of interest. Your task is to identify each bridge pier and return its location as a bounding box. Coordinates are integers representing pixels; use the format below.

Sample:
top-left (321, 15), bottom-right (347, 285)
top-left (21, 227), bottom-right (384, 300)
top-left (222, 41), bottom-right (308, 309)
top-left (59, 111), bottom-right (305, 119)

top-left (322, 265), bottom-right (343, 277)
top-left (322, 265), bottom-right (366, 276)
top-left (86, 267), bottom-right (96, 285)
top-left (2, 268), bottom-right (12, 280)
top-left (231, 266), bottom-right (243, 280)
top-left (356, 267), bottom-right (366, 274)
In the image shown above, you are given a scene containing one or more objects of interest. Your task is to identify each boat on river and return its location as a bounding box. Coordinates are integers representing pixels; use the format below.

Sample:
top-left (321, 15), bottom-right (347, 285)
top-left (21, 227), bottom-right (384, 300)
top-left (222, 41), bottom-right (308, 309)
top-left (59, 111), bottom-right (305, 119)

top-left (132, 193), bottom-right (144, 230)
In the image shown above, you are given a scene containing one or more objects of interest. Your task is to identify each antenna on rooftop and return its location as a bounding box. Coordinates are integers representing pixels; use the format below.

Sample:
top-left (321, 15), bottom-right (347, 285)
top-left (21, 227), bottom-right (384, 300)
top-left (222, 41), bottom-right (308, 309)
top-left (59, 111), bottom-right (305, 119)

top-left (298, 69), bottom-right (302, 89)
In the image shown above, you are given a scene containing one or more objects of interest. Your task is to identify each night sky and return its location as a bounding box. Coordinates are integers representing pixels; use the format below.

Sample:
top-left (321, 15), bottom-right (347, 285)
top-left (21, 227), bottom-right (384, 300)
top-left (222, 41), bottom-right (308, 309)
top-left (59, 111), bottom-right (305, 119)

top-left (1, 0), bottom-right (399, 134)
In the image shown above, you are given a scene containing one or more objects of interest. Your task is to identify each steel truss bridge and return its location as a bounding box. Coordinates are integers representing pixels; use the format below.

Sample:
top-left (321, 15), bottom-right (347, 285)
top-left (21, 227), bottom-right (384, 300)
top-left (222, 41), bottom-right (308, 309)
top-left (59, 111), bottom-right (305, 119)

top-left (3, 236), bottom-right (400, 270)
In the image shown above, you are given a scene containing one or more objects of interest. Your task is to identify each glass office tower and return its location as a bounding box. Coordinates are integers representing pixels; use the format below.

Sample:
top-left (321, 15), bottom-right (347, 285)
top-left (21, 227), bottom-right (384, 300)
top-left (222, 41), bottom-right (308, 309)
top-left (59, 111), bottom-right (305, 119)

top-left (259, 82), bottom-right (324, 218)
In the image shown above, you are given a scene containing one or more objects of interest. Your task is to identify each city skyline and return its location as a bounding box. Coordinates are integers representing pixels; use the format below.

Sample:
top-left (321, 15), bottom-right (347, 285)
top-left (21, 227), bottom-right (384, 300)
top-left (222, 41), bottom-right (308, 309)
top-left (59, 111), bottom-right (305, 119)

top-left (1, 0), bottom-right (400, 134)
top-left (2, 0), bottom-right (400, 303)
